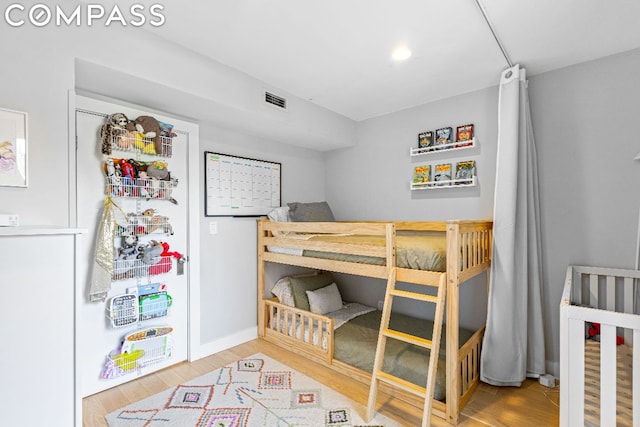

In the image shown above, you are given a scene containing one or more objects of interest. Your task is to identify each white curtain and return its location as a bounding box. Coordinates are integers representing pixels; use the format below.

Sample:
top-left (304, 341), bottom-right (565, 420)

top-left (480, 65), bottom-right (546, 386)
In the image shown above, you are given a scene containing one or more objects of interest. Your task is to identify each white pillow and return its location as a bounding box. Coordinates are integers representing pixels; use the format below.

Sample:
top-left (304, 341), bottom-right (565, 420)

top-left (271, 277), bottom-right (295, 307)
top-left (306, 283), bottom-right (343, 315)
top-left (267, 206), bottom-right (291, 237)
top-left (267, 206), bottom-right (290, 222)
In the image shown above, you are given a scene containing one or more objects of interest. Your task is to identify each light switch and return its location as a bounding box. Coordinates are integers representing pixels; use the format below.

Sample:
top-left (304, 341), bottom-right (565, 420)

top-left (209, 221), bottom-right (218, 235)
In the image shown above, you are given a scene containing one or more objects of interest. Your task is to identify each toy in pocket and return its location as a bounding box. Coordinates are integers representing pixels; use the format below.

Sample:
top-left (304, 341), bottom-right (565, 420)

top-left (120, 326), bottom-right (173, 363)
top-left (108, 293), bottom-right (138, 327)
top-left (139, 292), bottom-right (172, 320)
top-left (137, 282), bottom-right (171, 320)
top-left (99, 113), bottom-right (129, 156)
top-left (126, 116), bottom-right (161, 154)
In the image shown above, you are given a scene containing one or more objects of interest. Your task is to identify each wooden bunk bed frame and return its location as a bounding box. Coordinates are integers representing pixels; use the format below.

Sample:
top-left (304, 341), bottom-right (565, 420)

top-left (257, 219), bottom-right (493, 425)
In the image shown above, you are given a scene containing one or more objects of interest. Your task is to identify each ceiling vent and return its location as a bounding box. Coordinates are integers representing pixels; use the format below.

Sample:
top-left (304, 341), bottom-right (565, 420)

top-left (264, 91), bottom-right (287, 110)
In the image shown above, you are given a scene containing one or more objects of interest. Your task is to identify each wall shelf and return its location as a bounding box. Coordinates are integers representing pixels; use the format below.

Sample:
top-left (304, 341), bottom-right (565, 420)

top-left (410, 138), bottom-right (476, 157)
top-left (411, 176), bottom-right (477, 190)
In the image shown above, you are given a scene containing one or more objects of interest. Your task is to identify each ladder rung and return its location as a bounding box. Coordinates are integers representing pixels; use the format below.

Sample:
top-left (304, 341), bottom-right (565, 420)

top-left (389, 289), bottom-right (439, 303)
top-left (383, 329), bottom-right (432, 349)
top-left (375, 371), bottom-right (426, 397)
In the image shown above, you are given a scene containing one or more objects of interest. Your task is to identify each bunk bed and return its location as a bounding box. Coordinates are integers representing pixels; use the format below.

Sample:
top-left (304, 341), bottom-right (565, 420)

top-left (257, 217), bottom-right (493, 424)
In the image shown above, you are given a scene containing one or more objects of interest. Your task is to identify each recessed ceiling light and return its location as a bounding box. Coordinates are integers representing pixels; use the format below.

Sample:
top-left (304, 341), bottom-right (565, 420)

top-left (392, 46), bottom-right (412, 61)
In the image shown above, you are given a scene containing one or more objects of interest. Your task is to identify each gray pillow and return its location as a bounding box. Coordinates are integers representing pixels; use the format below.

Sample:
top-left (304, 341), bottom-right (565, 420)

top-left (287, 201), bottom-right (335, 222)
top-left (289, 272), bottom-right (334, 311)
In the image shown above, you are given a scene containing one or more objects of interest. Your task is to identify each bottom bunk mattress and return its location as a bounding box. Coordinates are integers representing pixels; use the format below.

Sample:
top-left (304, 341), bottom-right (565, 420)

top-left (333, 309), bottom-right (474, 402)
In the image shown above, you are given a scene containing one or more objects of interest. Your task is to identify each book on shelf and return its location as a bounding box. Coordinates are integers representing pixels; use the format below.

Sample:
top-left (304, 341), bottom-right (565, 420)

top-left (454, 160), bottom-right (476, 184)
top-left (417, 131), bottom-right (434, 150)
top-left (435, 127), bottom-right (453, 150)
top-left (434, 163), bottom-right (452, 185)
top-left (455, 124), bottom-right (474, 148)
top-left (413, 165), bottom-right (431, 184)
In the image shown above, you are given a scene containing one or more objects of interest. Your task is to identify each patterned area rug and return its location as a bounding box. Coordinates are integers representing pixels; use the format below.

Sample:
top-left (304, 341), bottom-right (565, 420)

top-left (106, 353), bottom-right (400, 426)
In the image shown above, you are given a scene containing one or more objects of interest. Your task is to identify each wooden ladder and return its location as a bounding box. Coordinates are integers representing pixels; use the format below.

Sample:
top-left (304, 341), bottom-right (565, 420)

top-left (366, 267), bottom-right (447, 427)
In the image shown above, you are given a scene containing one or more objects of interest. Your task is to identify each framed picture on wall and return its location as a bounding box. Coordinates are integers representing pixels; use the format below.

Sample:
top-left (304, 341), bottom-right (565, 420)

top-left (0, 108), bottom-right (27, 187)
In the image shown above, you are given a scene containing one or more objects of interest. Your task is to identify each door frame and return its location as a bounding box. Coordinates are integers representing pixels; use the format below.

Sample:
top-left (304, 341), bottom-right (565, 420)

top-left (68, 90), bottom-right (201, 426)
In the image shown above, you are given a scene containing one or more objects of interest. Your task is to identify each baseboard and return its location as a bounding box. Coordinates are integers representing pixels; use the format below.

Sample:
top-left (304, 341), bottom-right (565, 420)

top-left (194, 326), bottom-right (258, 360)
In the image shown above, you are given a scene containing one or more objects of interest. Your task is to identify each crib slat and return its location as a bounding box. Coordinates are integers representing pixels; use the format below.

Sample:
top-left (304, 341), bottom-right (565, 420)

top-left (600, 324), bottom-right (617, 424)
top-left (568, 317), bottom-right (585, 426)
top-left (606, 276), bottom-right (615, 311)
top-left (634, 329), bottom-right (639, 427)
top-left (590, 274), bottom-right (598, 307)
top-left (574, 271), bottom-right (582, 304)
top-left (625, 277), bottom-right (634, 344)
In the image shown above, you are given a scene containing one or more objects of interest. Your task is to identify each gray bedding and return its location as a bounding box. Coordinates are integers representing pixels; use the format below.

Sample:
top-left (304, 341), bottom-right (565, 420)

top-left (303, 233), bottom-right (447, 272)
top-left (333, 309), bottom-right (474, 402)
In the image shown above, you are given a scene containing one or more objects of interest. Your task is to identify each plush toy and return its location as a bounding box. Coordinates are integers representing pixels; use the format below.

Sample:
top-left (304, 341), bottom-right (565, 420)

top-left (100, 113), bottom-right (129, 155)
top-left (105, 158), bottom-right (121, 195)
top-left (141, 240), bottom-right (164, 265)
top-left (146, 161), bottom-right (170, 180)
top-left (120, 159), bottom-right (136, 197)
top-left (586, 321), bottom-right (624, 345)
top-left (117, 235), bottom-right (139, 260)
top-left (118, 130), bottom-right (135, 150)
top-left (126, 116), bottom-right (162, 154)
top-left (160, 241), bottom-right (183, 260)
top-left (141, 208), bottom-right (173, 235)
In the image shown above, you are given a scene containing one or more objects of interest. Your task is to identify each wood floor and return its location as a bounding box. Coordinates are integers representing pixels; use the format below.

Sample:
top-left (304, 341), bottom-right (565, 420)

top-left (83, 339), bottom-right (559, 426)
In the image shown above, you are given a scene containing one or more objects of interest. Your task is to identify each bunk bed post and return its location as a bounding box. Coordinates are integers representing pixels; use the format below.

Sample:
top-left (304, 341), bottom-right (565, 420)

top-left (385, 223), bottom-right (397, 275)
top-left (446, 220), bottom-right (461, 424)
top-left (257, 220), bottom-right (266, 337)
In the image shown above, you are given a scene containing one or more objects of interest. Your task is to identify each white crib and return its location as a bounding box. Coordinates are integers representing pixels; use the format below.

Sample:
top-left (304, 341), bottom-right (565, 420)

top-left (560, 266), bottom-right (639, 426)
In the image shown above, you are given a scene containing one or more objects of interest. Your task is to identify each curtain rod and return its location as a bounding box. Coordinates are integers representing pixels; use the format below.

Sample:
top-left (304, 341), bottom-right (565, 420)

top-left (473, 0), bottom-right (513, 68)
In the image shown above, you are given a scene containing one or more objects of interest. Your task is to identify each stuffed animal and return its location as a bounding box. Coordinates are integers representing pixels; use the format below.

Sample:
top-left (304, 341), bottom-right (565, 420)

top-left (160, 241), bottom-right (183, 260)
top-left (146, 161), bottom-right (170, 180)
top-left (141, 208), bottom-right (173, 234)
top-left (100, 113), bottom-right (129, 155)
top-left (105, 158), bottom-right (121, 195)
top-left (586, 321), bottom-right (625, 345)
top-left (140, 240), bottom-right (164, 265)
top-left (126, 116), bottom-right (162, 154)
top-left (117, 235), bottom-right (139, 260)
top-left (120, 159), bottom-right (136, 196)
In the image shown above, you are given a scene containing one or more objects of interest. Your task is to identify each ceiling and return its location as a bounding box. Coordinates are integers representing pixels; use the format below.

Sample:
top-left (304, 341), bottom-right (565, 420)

top-left (148, 0), bottom-right (640, 121)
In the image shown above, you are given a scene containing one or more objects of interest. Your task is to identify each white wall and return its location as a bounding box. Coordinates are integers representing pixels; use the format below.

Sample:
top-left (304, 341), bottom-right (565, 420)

top-left (198, 123), bottom-right (326, 347)
top-left (0, 19), bottom-right (354, 226)
top-left (324, 86), bottom-right (499, 330)
top-left (0, 15), bottom-right (348, 377)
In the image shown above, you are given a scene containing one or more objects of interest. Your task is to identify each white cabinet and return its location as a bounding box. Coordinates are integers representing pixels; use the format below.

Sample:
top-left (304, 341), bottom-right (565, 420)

top-left (0, 227), bottom-right (85, 427)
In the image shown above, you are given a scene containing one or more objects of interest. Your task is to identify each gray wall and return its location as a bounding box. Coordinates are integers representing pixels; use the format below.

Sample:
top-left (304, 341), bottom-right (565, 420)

top-left (324, 47), bottom-right (640, 376)
top-left (325, 86), bottom-right (498, 222)
top-left (198, 123), bottom-right (326, 343)
top-left (529, 47), bottom-right (640, 374)
top-left (325, 86), bottom-right (499, 331)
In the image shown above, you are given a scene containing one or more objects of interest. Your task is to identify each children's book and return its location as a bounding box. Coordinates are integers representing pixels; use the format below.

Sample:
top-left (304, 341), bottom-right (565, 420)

top-left (434, 163), bottom-right (452, 185)
top-left (455, 160), bottom-right (476, 184)
top-left (456, 124), bottom-right (474, 148)
top-left (435, 127), bottom-right (453, 150)
top-left (413, 165), bottom-right (431, 183)
top-left (418, 131), bottom-right (434, 149)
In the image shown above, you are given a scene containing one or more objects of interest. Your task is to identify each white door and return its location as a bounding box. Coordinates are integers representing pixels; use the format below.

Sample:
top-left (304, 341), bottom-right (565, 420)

top-left (74, 95), bottom-right (197, 396)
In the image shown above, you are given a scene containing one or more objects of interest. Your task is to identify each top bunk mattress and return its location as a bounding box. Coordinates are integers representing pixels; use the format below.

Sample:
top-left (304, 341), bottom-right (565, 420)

top-left (270, 233), bottom-right (447, 272)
